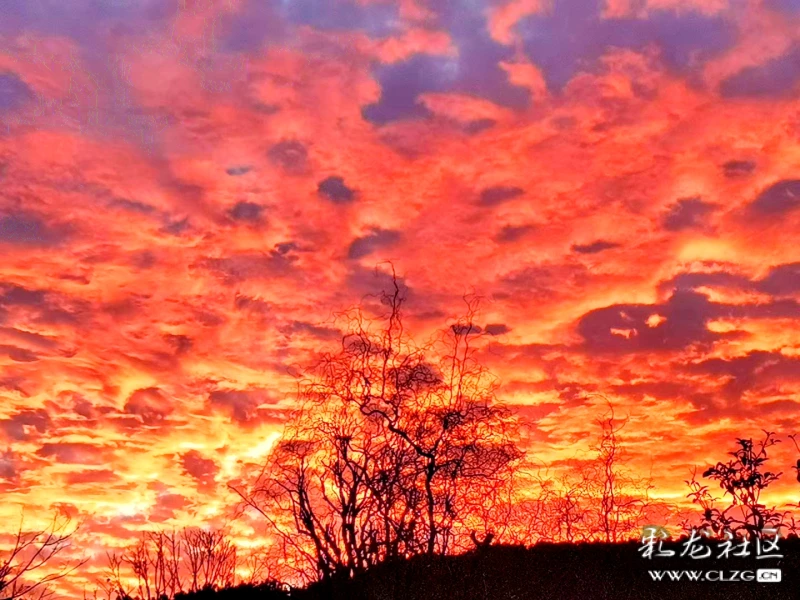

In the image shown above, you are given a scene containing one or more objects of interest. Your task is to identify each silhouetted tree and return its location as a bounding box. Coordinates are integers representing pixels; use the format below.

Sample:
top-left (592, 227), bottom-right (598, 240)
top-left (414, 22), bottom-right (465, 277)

top-left (101, 527), bottom-right (256, 600)
top-left (504, 402), bottom-right (656, 545)
top-left (232, 271), bottom-right (523, 582)
top-left (686, 430), bottom-right (786, 538)
top-left (589, 402), bottom-right (653, 543)
top-left (0, 511), bottom-right (85, 600)
top-left (789, 434), bottom-right (800, 484)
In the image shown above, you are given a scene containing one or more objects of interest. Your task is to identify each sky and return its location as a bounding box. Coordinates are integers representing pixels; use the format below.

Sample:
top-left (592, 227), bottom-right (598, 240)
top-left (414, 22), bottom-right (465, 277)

top-left (2, 0), bottom-right (800, 594)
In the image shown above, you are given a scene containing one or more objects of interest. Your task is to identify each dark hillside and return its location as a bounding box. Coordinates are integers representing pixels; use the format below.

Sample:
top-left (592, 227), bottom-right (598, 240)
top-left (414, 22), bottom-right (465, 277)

top-left (297, 540), bottom-right (800, 600)
top-left (176, 539), bottom-right (800, 600)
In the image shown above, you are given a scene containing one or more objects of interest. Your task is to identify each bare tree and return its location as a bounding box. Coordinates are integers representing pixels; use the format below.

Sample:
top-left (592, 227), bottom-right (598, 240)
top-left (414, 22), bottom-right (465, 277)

top-left (233, 271), bottom-right (523, 582)
top-left (98, 551), bottom-right (128, 600)
top-left (589, 402), bottom-right (653, 543)
top-left (238, 544), bottom-right (273, 586)
top-left (0, 512), bottom-right (85, 600)
top-left (102, 526), bottom-right (242, 599)
top-left (503, 402), bottom-right (656, 545)
top-left (182, 529), bottom-right (236, 593)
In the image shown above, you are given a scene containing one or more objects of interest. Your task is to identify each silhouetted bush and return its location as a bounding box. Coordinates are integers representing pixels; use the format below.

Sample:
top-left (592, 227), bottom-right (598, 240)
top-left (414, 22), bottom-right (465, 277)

top-left (173, 581), bottom-right (288, 600)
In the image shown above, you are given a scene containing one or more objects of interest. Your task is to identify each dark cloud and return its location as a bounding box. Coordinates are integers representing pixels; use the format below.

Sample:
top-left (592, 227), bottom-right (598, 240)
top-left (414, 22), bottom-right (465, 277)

top-left (721, 160), bottom-right (756, 178)
top-left (347, 229), bottom-right (400, 259)
top-left (463, 119), bottom-right (496, 135)
top-left (219, 0), bottom-right (285, 52)
top-left (227, 201), bottom-right (265, 223)
top-left (577, 290), bottom-right (722, 353)
top-left (180, 450), bottom-right (218, 489)
top-left (0, 326), bottom-right (58, 350)
top-left (719, 45), bottom-right (800, 98)
top-left (33, 295), bottom-right (87, 326)
top-left (275, 241), bottom-right (298, 255)
top-left (0, 72), bottom-right (33, 112)
top-left (73, 399), bottom-right (96, 419)
top-left (164, 334), bottom-right (192, 355)
top-left (686, 351), bottom-right (800, 400)
top-left (499, 263), bottom-right (591, 302)
top-left (267, 139), bottom-right (308, 175)
top-left (766, 0), bottom-right (800, 12)
top-left (286, 321), bottom-right (341, 340)
top-left (362, 55), bottom-right (448, 124)
top-left (108, 198), bottom-right (156, 214)
top-left (0, 409), bottom-right (50, 441)
top-left (0, 212), bottom-right (69, 246)
top-left (725, 297), bottom-right (800, 320)
top-left (757, 262), bottom-right (800, 296)
top-left (0, 450), bottom-right (15, 480)
top-left (160, 217), bottom-right (190, 236)
top-left (362, 3), bottom-right (529, 124)
top-left (154, 492), bottom-right (187, 512)
top-left (747, 179), bottom-right (800, 216)
top-left (0, 376), bottom-right (29, 397)
top-left (36, 442), bottom-right (105, 465)
top-left (519, 0), bottom-right (735, 91)
top-left (495, 224), bottom-right (535, 243)
top-left (206, 0), bottom-right (393, 54)
top-left (578, 288), bottom-right (800, 353)
top-left (479, 186), bottom-right (525, 206)
top-left (279, 0), bottom-right (398, 36)
top-left (484, 323), bottom-right (511, 336)
top-left (659, 270), bottom-right (752, 294)
top-left (199, 247), bottom-right (298, 283)
top-left (64, 469), bottom-right (120, 485)
top-left (208, 389), bottom-right (276, 424)
top-left (662, 197), bottom-right (717, 231)
top-left (226, 165), bottom-right (252, 176)
top-left (147, 490), bottom-right (188, 522)
top-left (571, 240), bottom-right (620, 254)
top-left (130, 250), bottom-right (156, 270)
top-left (0, 283), bottom-right (46, 307)
top-left (0, 0), bottom-right (173, 42)
top-left (124, 387), bottom-right (173, 425)
top-left (452, 323), bottom-right (482, 335)
top-left (233, 293), bottom-right (271, 314)
top-left (318, 176), bottom-right (355, 204)
top-left (611, 380), bottom-right (692, 401)
top-left (345, 265), bottom-right (414, 305)
top-left (660, 263), bottom-right (800, 299)
top-left (0, 344), bottom-right (38, 362)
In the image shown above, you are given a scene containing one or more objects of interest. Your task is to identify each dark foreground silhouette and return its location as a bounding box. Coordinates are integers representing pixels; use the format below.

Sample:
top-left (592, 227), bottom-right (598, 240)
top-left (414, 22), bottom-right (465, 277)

top-left (170, 537), bottom-right (800, 600)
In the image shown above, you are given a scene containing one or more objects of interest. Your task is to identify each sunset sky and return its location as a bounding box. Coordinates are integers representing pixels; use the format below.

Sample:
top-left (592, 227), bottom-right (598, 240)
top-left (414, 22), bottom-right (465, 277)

top-left (2, 0), bottom-right (800, 594)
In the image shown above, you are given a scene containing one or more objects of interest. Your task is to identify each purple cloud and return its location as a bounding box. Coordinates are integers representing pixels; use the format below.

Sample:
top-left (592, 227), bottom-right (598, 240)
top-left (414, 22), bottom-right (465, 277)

top-left (0, 212), bottom-right (69, 246)
top-left (662, 197), bottom-right (718, 231)
top-left (348, 229), bottom-right (401, 259)
top-left (0, 72), bottom-right (33, 112)
top-left (227, 201), bottom-right (265, 223)
top-left (572, 240), bottom-right (620, 254)
top-left (318, 176), bottom-right (355, 203)
top-left (479, 186), bottom-right (525, 206)
top-left (363, 3), bottom-right (530, 124)
top-left (720, 45), bottom-right (800, 98)
top-left (518, 0), bottom-right (735, 91)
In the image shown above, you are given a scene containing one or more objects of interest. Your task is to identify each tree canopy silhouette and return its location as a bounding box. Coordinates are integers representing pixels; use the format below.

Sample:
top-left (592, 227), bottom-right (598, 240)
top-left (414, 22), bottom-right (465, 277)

top-left (686, 430), bottom-right (787, 538)
top-left (232, 273), bottom-right (523, 583)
